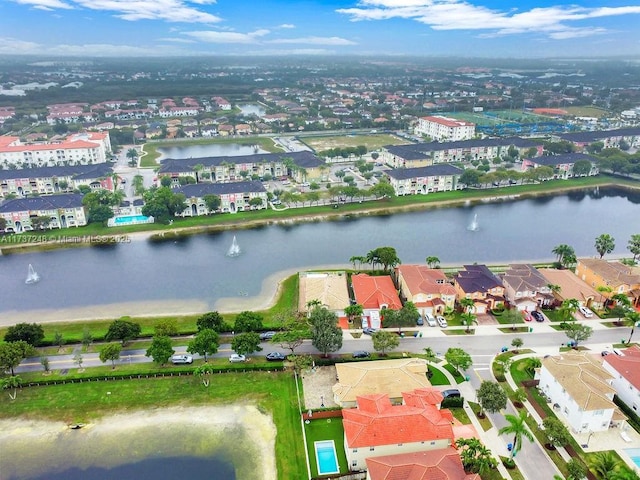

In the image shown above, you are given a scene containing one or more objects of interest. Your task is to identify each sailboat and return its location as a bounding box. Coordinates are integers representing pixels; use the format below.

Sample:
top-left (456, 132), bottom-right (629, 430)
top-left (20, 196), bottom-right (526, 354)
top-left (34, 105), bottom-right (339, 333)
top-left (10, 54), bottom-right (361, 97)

top-left (25, 264), bottom-right (40, 284)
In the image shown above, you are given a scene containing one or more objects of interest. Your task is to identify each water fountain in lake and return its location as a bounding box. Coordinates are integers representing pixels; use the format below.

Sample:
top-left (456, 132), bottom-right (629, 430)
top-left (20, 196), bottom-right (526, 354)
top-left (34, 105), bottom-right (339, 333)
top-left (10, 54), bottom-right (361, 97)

top-left (226, 236), bottom-right (241, 257)
top-left (25, 264), bottom-right (40, 284)
top-left (468, 214), bottom-right (479, 232)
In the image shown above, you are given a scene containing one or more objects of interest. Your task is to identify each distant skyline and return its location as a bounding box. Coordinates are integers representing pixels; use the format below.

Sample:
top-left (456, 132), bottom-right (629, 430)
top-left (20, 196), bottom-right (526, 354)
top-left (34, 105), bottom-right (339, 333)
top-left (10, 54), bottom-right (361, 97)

top-left (2, 0), bottom-right (640, 58)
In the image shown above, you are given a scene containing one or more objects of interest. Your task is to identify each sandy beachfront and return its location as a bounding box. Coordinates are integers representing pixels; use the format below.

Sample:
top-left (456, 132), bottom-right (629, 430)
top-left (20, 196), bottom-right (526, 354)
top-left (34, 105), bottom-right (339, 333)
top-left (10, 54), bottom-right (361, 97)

top-left (0, 405), bottom-right (277, 480)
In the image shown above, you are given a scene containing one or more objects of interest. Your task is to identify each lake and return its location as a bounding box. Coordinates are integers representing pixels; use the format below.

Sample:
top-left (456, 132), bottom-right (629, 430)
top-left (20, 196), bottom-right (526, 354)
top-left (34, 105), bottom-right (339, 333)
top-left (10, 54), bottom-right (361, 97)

top-left (157, 142), bottom-right (268, 160)
top-left (0, 187), bottom-right (638, 316)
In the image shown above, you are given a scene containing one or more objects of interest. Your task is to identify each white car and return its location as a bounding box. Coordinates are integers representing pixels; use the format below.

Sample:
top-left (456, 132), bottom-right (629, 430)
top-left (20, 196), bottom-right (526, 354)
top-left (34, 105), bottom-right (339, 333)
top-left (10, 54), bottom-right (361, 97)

top-left (436, 316), bottom-right (448, 328)
top-left (425, 315), bottom-right (437, 327)
top-left (578, 306), bottom-right (594, 318)
top-left (229, 354), bottom-right (247, 363)
top-left (171, 354), bottom-right (193, 365)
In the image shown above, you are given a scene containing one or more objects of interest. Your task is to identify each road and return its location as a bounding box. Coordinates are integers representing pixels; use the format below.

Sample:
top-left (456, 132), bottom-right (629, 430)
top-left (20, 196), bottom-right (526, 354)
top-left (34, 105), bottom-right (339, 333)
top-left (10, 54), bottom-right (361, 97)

top-left (16, 321), bottom-right (628, 373)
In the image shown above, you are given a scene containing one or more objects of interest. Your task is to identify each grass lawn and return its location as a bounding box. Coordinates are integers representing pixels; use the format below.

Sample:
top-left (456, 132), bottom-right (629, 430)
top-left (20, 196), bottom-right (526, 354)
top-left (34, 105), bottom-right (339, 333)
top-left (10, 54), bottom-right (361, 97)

top-left (449, 406), bottom-right (471, 425)
top-left (443, 328), bottom-right (475, 336)
top-left (0, 370), bottom-right (306, 480)
top-left (468, 402), bottom-right (493, 432)
top-left (542, 309), bottom-right (564, 322)
top-left (303, 417), bottom-right (348, 477)
top-left (564, 106), bottom-right (610, 118)
top-left (299, 133), bottom-right (410, 152)
top-left (498, 327), bottom-right (531, 334)
top-left (443, 364), bottom-right (467, 383)
top-left (428, 365), bottom-right (451, 386)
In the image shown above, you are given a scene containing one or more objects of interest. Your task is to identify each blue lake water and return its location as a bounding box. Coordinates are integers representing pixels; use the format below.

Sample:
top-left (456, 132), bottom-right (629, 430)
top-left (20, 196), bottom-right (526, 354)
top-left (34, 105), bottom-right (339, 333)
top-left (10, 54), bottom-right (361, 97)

top-left (157, 142), bottom-right (268, 160)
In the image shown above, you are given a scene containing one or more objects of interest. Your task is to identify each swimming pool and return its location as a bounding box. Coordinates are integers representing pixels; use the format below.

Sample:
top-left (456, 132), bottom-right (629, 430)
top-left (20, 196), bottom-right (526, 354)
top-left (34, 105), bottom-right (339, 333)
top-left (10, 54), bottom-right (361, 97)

top-left (314, 440), bottom-right (339, 476)
top-left (625, 448), bottom-right (640, 469)
top-left (108, 215), bottom-right (154, 227)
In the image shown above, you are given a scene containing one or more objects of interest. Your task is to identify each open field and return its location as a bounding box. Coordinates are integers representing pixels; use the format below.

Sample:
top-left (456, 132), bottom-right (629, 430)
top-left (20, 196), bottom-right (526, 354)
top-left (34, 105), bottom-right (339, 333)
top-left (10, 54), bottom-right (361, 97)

top-left (564, 106), bottom-right (611, 118)
top-left (299, 133), bottom-right (410, 152)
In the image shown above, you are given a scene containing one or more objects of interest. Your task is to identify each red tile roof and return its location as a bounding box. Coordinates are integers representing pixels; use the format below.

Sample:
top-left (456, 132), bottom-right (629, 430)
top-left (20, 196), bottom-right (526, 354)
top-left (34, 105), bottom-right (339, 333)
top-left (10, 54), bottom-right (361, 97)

top-left (421, 116), bottom-right (474, 127)
top-left (604, 345), bottom-right (640, 390)
top-left (343, 389), bottom-right (455, 448)
top-left (352, 274), bottom-right (402, 310)
top-left (366, 448), bottom-right (480, 480)
top-left (396, 265), bottom-right (456, 297)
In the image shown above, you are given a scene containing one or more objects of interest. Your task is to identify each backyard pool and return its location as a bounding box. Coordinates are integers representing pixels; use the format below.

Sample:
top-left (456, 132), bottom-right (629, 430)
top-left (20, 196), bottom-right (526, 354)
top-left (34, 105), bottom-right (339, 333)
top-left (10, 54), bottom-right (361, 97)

top-left (108, 215), bottom-right (154, 227)
top-left (625, 448), bottom-right (640, 469)
top-left (314, 440), bottom-right (339, 476)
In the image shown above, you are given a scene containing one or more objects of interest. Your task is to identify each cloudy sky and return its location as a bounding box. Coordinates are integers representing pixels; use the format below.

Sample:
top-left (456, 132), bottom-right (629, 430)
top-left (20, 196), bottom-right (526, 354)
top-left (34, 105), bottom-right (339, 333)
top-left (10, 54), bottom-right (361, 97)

top-left (2, 0), bottom-right (640, 57)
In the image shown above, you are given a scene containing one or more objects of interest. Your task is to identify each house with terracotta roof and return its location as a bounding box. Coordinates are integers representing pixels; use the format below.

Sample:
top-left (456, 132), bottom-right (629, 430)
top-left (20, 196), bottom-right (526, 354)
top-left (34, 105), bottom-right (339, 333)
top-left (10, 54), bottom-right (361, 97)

top-left (333, 358), bottom-right (431, 408)
top-left (342, 388), bottom-right (455, 472)
top-left (537, 351), bottom-right (625, 433)
top-left (395, 265), bottom-right (456, 316)
top-left (351, 274), bottom-right (402, 329)
top-left (602, 345), bottom-right (640, 413)
top-left (575, 259), bottom-right (640, 308)
top-left (453, 265), bottom-right (505, 314)
top-left (500, 264), bottom-right (555, 311)
top-left (298, 271), bottom-right (350, 316)
top-left (366, 448), bottom-right (480, 480)
top-left (538, 268), bottom-right (603, 310)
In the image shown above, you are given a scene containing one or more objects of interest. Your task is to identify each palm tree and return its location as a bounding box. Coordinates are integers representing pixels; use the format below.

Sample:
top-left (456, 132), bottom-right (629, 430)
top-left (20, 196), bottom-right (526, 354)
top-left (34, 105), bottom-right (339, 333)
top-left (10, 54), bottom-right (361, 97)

top-left (126, 148), bottom-right (139, 166)
top-left (559, 298), bottom-right (580, 322)
top-left (595, 234), bottom-right (616, 259)
top-left (610, 466), bottom-right (640, 480)
top-left (551, 244), bottom-right (575, 267)
top-left (426, 256), bottom-right (440, 268)
top-left (1, 375), bottom-right (22, 400)
top-left (588, 451), bottom-right (623, 480)
top-left (498, 410), bottom-right (534, 459)
top-left (623, 311), bottom-right (640, 344)
top-left (460, 297), bottom-right (475, 314)
top-left (423, 347), bottom-right (437, 365)
top-left (461, 312), bottom-right (478, 333)
top-left (194, 364), bottom-right (215, 387)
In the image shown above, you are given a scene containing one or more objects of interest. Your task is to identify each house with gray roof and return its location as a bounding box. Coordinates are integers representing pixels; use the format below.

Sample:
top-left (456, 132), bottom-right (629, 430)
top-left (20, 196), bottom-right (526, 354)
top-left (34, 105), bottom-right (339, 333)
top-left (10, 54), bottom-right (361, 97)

top-left (500, 264), bottom-right (555, 312)
top-left (174, 181), bottom-right (267, 215)
top-left (0, 193), bottom-right (86, 232)
top-left (453, 265), bottom-right (505, 314)
top-left (386, 164), bottom-right (463, 196)
top-left (554, 127), bottom-right (640, 150)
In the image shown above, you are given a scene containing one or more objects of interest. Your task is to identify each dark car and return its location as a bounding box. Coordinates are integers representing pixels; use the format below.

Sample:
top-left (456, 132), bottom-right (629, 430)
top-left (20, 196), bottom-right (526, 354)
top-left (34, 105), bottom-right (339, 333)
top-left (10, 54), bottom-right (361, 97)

top-left (416, 316), bottom-right (424, 326)
top-left (259, 331), bottom-right (276, 340)
top-left (531, 311), bottom-right (545, 322)
top-left (352, 351), bottom-right (370, 359)
top-left (362, 327), bottom-right (377, 335)
top-left (265, 352), bottom-right (286, 361)
top-left (442, 388), bottom-right (461, 398)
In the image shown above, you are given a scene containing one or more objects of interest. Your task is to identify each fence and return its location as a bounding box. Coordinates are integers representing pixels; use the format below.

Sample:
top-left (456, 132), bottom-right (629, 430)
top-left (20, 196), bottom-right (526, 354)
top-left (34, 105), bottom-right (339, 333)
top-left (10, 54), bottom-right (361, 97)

top-left (312, 472), bottom-right (366, 480)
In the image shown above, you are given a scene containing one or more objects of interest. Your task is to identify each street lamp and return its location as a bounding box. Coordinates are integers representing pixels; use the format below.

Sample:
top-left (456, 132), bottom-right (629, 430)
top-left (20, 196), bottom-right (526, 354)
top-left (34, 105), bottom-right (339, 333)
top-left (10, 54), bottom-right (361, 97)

top-left (320, 395), bottom-right (325, 408)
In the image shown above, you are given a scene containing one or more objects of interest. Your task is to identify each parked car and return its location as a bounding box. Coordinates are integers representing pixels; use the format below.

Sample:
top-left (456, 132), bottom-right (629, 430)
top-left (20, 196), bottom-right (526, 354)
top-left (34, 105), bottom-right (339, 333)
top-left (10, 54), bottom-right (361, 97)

top-left (259, 331), bottom-right (276, 340)
top-left (442, 388), bottom-right (461, 398)
top-left (352, 351), bottom-right (370, 359)
top-left (578, 306), bottom-right (594, 318)
top-left (362, 327), bottom-right (377, 335)
top-left (171, 354), bottom-right (193, 365)
top-left (436, 316), bottom-right (448, 328)
top-left (425, 315), bottom-right (437, 327)
top-left (229, 354), bottom-right (247, 363)
top-left (265, 352), bottom-right (286, 361)
top-left (416, 316), bottom-right (424, 326)
top-left (531, 311), bottom-right (545, 322)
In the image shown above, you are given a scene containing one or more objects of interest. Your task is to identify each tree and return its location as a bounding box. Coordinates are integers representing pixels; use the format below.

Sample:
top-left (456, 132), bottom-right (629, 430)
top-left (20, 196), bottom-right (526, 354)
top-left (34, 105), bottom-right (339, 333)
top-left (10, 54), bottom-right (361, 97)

top-left (628, 234), bottom-right (640, 261)
top-left (309, 307), bottom-right (342, 357)
top-left (81, 327), bottom-right (93, 350)
top-left (610, 466), bottom-right (640, 480)
top-left (287, 354), bottom-right (314, 374)
top-left (145, 336), bottom-right (175, 366)
top-left (423, 347), bottom-right (437, 365)
top-left (426, 256), bottom-right (440, 268)
top-left (87, 204), bottom-right (115, 224)
top-left (1, 375), bottom-right (22, 401)
top-left (383, 301), bottom-right (418, 333)
top-left (234, 311), bottom-right (264, 332)
top-left (573, 160), bottom-right (593, 177)
top-left (4, 323), bottom-right (45, 346)
top-left (513, 388), bottom-right (527, 408)
top-left (132, 174), bottom-right (145, 196)
top-left (566, 458), bottom-right (588, 480)
top-left (477, 380), bottom-right (507, 416)
top-left (541, 417), bottom-right (571, 449)
top-left (366, 246), bottom-right (401, 272)
top-left (595, 234), bottom-right (616, 259)
top-left (459, 169), bottom-right (481, 187)
top-left (203, 194), bottom-right (221, 213)
top-left (344, 304), bottom-right (363, 326)
top-left (445, 347), bottom-right (473, 375)
top-left (231, 332), bottom-right (262, 356)
top-left (503, 308), bottom-right (522, 331)
top-left (54, 331), bottom-right (65, 350)
top-left (511, 337), bottom-right (524, 352)
top-left (552, 244), bottom-right (576, 267)
top-left (126, 148), bottom-right (139, 166)
top-left (455, 437), bottom-right (497, 475)
top-left (0, 341), bottom-right (35, 375)
top-left (271, 318), bottom-right (310, 355)
top-left (459, 297), bottom-right (475, 313)
top-left (564, 323), bottom-right (593, 347)
top-left (559, 298), bottom-right (580, 323)
top-left (73, 352), bottom-right (84, 371)
top-left (187, 328), bottom-right (219, 362)
top-left (105, 318), bottom-right (141, 346)
top-left (154, 318), bottom-right (178, 337)
top-left (369, 180), bottom-right (395, 199)
top-left (588, 451), bottom-right (623, 480)
top-left (498, 410), bottom-right (534, 459)
top-left (142, 186), bottom-right (187, 224)
top-left (40, 357), bottom-right (50, 373)
top-left (623, 311), bottom-right (640, 344)
top-left (196, 311), bottom-right (226, 332)
top-left (460, 312), bottom-right (478, 333)
top-left (371, 330), bottom-right (400, 356)
top-left (99, 343), bottom-right (122, 369)
top-left (194, 364), bottom-right (215, 387)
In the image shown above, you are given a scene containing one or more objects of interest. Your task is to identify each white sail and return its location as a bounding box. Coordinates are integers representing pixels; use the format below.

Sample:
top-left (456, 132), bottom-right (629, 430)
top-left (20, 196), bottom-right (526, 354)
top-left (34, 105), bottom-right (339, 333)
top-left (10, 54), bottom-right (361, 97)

top-left (25, 264), bottom-right (40, 284)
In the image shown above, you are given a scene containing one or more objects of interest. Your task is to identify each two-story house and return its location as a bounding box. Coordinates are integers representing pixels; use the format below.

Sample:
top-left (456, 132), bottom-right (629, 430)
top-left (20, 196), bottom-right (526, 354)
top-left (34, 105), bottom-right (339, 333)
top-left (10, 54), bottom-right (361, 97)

top-left (602, 345), bottom-right (640, 415)
top-left (351, 274), bottom-right (402, 329)
top-left (394, 265), bottom-right (456, 316)
top-left (385, 164), bottom-right (462, 196)
top-left (575, 259), bottom-right (640, 309)
top-left (453, 265), bottom-right (505, 314)
top-left (500, 264), bottom-right (555, 311)
top-left (366, 448), bottom-right (480, 480)
top-left (539, 268), bottom-right (603, 310)
top-left (343, 388), bottom-right (455, 472)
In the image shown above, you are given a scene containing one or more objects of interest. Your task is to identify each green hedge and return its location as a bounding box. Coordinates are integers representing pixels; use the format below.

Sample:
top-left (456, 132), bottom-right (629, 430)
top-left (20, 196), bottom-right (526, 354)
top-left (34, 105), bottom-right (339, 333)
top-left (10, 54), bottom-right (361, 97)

top-left (614, 395), bottom-right (640, 433)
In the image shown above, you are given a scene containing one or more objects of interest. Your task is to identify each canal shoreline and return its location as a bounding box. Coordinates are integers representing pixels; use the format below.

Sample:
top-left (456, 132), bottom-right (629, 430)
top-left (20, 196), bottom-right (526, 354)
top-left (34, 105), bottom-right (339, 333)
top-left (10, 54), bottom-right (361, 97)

top-left (1, 178), bottom-right (637, 256)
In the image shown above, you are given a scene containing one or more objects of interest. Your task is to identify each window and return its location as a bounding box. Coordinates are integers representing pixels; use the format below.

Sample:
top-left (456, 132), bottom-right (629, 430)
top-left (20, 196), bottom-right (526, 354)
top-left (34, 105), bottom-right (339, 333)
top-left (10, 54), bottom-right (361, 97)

top-left (595, 410), bottom-right (604, 416)
top-left (430, 441), bottom-right (436, 445)
top-left (370, 447), bottom-right (374, 451)
top-left (352, 461), bottom-right (357, 467)
top-left (352, 449), bottom-right (357, 453)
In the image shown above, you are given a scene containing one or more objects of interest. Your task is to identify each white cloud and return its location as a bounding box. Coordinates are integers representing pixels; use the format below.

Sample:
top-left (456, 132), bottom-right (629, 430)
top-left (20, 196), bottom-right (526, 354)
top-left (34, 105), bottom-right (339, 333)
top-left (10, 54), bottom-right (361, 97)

top-left (157, 37), bottom-right (197, 43)
top-left (0, 37), bottom-right (185, 56)
top-left (0, 37), bottom-right (42, 54)
top-left (277, 24), bottom-right (295, 29)
top-left (337, 1), bottom-right (640, 39)
top-left (184, 29), bottom-right (270, 43)
top-left (12, 0), bottom-right (73, 9)
top-left (269, 36), bottom-right (357, 46)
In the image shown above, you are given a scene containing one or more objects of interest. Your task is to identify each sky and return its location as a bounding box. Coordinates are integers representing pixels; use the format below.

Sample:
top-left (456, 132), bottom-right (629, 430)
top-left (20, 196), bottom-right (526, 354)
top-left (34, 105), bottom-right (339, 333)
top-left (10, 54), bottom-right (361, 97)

top-left (1, 0), bottom-right (640, 58)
